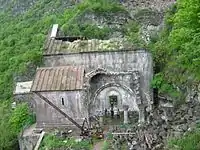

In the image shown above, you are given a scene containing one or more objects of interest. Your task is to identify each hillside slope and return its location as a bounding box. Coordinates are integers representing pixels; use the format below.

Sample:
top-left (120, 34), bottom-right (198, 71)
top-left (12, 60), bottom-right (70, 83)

top-left (0, 0), bottom-right (175, 100)
top-left (2, 0), bottom-right (192, 149)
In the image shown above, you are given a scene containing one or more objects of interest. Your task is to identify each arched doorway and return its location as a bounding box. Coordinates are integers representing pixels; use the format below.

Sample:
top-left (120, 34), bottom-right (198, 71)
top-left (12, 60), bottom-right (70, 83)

top-left (89, 83), bottom-right (140, 124)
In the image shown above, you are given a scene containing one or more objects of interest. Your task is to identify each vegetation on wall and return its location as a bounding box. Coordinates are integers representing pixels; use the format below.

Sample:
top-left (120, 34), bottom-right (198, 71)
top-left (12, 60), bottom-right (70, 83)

top-left (124, 20), bottom-right (145, 47)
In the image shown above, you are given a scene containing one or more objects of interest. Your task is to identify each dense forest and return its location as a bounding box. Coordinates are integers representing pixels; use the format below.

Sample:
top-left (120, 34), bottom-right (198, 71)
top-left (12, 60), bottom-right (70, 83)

top-left (0, 0), bottom-right (200, 149)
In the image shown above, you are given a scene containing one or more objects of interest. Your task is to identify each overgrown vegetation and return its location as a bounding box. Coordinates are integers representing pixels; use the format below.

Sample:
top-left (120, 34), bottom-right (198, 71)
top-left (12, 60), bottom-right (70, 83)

top-left (61, 0), bottom-right (126, 39)
top-left (124, 20), bottom-right (145, 47)
top-left (39, 134), bottom-right (92, 150)
top-left (150, 1), bottom-right (200, 148)
top-left (0, 0), bottom-right (128, 149)
top-left (149, 0), bottom-right (200, 101)
top-left (167, 124), bottom-right (200, 150)
top-left (1, 0), bottom-right (200, 149)
top-left (0, 102), bottom-right (34, 149)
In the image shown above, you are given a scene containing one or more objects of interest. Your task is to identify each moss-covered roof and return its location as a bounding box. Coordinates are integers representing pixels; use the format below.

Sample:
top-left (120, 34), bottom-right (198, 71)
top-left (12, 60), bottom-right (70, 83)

top-left (44, 37), bottom-right (134, 55)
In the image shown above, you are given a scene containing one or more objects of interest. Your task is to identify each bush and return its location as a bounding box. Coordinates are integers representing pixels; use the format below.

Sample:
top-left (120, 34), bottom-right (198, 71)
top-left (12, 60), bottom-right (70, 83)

top-left (9, 103), bottom-right (35, 133)
top-left (0, 102), bottom-right (34, 149)
top-left (167, 128), bottom-right (200, 150)
top-left (102, 141), bottom-right (110, 150)
top-left (40, 134), bottom-right (92, 150)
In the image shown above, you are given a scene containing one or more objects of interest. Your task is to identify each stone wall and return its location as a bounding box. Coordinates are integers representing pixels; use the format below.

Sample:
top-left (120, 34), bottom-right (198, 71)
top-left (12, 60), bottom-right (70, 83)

top-left (18, 134), bottom-right (39, 150)
top-left (43, 50), bottom-right (153, 103)
top-left (34, 91), bottom-right (88, 128)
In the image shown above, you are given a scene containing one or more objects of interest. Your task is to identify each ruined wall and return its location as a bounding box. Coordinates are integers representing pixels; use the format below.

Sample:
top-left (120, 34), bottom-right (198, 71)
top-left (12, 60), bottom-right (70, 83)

top-left (34, 90), bottom-right (88, 128)
top-left (43, 50), bottom-right (153, 102)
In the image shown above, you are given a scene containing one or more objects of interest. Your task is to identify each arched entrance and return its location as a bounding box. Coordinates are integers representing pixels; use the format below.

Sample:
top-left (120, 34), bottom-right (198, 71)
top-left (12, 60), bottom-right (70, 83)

top-left (89, 83), bottom-right (140, 124)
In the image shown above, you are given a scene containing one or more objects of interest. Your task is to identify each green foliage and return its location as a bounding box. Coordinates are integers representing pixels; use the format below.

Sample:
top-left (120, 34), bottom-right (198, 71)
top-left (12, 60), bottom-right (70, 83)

top-left (0, 102), bottom-right (34, 149)
top-left (0, 102), bottom-right (16, 149)
top-left (167, 128), bottom-right (200, 150)
top-left (150, 0), bottom-right (200, 98)
top-left (61, 0), bottom-right (126, 39)
top-left (124, 20), bottom-right (145, 47)
top-left (9, 103), bottom-right (35, 133)
top-left (40, 134), bottom-right (92, 150)
top-left (151, 73), bottom-right (181, 98)
top-left (102, 141), bottom-right (110, 150)
top-left (77, 0), bottom-right (126, 14)
top-left (62, 24), bottom-right (110, 39)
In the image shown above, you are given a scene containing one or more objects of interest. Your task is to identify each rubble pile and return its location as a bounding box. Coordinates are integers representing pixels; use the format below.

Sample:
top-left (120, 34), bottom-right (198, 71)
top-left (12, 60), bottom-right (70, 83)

top-left (107, 100), bottom-right (200, 150)
top-left (61, 38), bottom-right (134, 52)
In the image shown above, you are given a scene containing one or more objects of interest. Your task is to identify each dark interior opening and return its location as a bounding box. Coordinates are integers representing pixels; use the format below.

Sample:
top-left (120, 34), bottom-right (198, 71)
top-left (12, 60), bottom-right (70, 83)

top-left (61, 98), bottom-right (64, 105)
top-left (109, 95), bottom-right (118, 106)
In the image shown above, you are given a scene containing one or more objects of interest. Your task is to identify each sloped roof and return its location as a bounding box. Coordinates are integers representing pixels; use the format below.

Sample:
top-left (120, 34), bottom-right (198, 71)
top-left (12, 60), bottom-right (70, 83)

top-left (31, 66), bottom-right (84, 92)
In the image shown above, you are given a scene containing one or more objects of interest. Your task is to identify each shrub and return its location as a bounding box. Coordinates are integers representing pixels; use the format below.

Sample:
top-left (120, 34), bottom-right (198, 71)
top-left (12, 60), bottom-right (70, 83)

top-left (167, 128), bottom-right (200, 150)
top-left (40, 134), bottom-right (92, 150)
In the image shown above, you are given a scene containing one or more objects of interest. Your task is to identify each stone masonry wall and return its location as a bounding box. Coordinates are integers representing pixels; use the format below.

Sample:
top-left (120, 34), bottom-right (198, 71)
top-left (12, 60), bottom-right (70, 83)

top-left (43, 50), bottom-right (153, 103)
top-left (34, 91), bottom-right (88, 128)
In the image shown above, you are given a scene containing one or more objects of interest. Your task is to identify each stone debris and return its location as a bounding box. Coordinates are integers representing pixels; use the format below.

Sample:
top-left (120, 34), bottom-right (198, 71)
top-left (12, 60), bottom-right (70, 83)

top-left (61, 38), bottom-right (134, 52)
top-left (106, 100), bottom-right (200, 150)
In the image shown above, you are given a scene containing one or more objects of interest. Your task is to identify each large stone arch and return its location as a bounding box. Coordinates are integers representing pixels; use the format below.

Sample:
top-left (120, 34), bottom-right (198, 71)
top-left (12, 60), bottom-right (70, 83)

top-left (89, 83), bottom-right (139, 115)
top-left (85, 67), bottom-right (141, 103)
top-left (85, 68), bottom-right (145, 123)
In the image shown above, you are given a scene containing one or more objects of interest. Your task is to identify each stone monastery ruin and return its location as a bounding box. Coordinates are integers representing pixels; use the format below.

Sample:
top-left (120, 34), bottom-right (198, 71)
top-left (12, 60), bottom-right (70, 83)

top-left (14, 24), bottom-right (153, 131)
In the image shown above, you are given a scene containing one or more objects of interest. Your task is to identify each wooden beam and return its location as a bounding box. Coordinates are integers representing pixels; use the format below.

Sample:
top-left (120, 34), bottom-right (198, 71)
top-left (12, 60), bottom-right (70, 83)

top-left (34, 92), bottom-right (83, 131)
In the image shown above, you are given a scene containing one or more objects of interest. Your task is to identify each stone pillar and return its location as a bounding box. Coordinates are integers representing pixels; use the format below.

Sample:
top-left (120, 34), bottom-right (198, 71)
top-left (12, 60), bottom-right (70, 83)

top-left (123, 105), bottom-right (129, 124)
top-left (138, 106), bottom-right (145, 123)
top-left (99, 115), bottom-right (104, 126)
top-left (99, 111), bottom-right (104, 127)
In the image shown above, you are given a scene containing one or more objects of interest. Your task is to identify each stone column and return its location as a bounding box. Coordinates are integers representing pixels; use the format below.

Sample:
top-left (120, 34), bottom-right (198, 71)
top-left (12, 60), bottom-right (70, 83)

top-left (99, 111), bottom-right (104, 127)
top-left (138, 106), bottom-right (145, 123)
top-left (123, 105), bottom-right (129, 124)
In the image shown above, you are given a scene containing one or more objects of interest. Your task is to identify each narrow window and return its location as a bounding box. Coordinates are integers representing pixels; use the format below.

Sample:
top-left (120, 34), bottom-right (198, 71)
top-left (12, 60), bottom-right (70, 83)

top-left (61, 98), bottom-right (64, 105)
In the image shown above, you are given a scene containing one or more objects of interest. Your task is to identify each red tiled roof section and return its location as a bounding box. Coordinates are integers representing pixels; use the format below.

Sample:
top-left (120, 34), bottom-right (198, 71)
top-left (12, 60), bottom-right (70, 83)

top-left (31, 66), bottom-right (85, 92)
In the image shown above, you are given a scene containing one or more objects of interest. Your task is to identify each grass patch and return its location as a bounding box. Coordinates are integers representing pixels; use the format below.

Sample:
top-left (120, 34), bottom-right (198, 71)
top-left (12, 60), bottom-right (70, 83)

top-left (39, 134), bottom-right (92, 150)
top-left (167, 126), bottom-right (200, 150)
